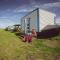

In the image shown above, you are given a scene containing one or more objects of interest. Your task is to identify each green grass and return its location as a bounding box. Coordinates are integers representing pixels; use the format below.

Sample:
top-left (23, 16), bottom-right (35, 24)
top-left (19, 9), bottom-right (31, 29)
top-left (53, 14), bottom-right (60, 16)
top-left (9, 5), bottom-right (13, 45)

top-left (0, 29), bottom-right (60, 60)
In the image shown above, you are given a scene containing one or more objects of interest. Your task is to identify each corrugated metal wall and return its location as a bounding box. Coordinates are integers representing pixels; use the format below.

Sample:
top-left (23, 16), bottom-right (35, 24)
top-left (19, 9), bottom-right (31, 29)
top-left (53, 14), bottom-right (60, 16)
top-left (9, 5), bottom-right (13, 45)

top-left (39, 9), bottom-right (56, 31)
top-left (21, 9), bottom-right (38, 33)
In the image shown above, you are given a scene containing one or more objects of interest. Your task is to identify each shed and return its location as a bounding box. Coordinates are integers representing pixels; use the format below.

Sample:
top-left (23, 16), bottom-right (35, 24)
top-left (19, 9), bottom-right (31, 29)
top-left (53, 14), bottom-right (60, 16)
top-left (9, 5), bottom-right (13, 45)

top-left (21, 8), bottom-right (56, 33)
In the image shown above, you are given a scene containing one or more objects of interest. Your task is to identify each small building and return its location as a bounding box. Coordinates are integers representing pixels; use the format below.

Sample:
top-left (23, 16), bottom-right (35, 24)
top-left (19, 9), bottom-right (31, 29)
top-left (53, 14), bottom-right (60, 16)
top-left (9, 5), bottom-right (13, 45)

top-left (5, 24), bottom-right (21, 32)
top-left (14, 24), bottom-right (21, 29)
top-left (6, 26), bottom-right (15, 31)
top-left (21, 8), bottom-right (56, 34)
top-left (13, 24), bottom-right (21, 32)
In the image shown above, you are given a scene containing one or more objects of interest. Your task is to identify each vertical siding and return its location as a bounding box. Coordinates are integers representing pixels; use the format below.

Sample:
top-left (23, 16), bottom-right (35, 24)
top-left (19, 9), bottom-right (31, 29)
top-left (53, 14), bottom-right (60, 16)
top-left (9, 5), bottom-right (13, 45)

top-left (37, 8), bottom-right (39, 32)
top-left (21, 8), bottom-right (56, 33)
top-left (21, 19), bottom-right (25, 32)
top-left (29, 10), bottom-right (38, 32)
top-left (39, 9), bottom-right (56, 31)
top-left (21, 9), bottom-right (38, 33)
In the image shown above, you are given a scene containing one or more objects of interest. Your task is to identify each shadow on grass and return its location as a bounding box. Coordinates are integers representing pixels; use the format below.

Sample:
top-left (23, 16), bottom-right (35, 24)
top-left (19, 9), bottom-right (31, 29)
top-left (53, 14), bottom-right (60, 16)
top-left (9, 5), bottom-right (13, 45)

top-left (37, 27), bottom-right (60, 39)
top-left (14, 27), bottom-right (60, 40)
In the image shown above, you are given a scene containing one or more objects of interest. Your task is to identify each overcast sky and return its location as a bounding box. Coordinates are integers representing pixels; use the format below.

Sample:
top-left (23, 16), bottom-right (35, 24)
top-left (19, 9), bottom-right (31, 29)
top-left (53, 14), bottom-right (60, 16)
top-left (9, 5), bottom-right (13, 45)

top-left (0, 0), bottom-right (60, 28)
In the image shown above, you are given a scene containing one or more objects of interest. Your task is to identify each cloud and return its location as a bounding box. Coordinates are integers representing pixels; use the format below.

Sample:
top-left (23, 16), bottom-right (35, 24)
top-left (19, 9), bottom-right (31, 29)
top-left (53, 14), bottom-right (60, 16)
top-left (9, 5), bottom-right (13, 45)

top-left (32, 2), bottom-right (60, 9)
top-left (56, 17), bottom-right (60, 23)
top-left (13, 2), bottom-right (60, 13)
top-left (0, 18), bottom-right (16, 28)
top-left (14, 8), bottom-right (33, 13)
top-left (0, 1), bottom-right (60, 28)
top-left (0, 16), bottom-right (8, 19)
top-left (1, 2), bottom-right (59, 14)
top-left (42, 2), bottom-right (60, 8)
top-left (12, 2), bottom-right (60, 24)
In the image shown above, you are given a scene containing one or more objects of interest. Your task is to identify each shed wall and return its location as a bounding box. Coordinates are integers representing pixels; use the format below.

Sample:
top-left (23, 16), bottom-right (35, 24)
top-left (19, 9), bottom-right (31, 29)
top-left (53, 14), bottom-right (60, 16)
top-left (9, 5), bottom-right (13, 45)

top-left (39, 9), bottom-right (56, 31)
top-left (21, 8), bottom-right (56, 33)
top-left (21, 9), bottom-right (38, 33)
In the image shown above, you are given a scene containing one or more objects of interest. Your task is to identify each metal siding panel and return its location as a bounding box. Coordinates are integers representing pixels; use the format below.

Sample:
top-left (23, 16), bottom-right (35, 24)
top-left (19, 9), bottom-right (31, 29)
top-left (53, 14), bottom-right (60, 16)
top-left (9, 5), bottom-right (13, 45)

top-left (21, 8), bottom-right (56, 33)
top-left (21, 9), bottom-right (38, 33)
top-left (37, 8), bottom-right (39, 32)
top-left (29, 10), bottom-right (38, 32)
top-left (40, 9), bottom-right (56, 31)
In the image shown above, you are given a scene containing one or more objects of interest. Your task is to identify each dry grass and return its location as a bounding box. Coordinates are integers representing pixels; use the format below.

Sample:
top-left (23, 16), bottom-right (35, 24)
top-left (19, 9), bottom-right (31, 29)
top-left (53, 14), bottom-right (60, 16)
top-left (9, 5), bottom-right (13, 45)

top-left (0, 29), bottom-right (60, 60)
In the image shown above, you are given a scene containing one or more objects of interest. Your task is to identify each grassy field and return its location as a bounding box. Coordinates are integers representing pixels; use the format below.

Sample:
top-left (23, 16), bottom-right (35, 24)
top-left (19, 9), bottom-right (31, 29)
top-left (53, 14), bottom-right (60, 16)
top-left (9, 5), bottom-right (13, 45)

top-left (0, 29), bottom-right (60, 60)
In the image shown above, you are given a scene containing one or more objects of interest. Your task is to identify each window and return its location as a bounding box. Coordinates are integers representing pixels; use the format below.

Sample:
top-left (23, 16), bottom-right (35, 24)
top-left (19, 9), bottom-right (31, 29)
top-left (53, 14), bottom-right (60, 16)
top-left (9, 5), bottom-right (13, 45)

top-left (27, 24), bottom-right (29, 26)
top-left (27, 27), bottom-right (29, 29)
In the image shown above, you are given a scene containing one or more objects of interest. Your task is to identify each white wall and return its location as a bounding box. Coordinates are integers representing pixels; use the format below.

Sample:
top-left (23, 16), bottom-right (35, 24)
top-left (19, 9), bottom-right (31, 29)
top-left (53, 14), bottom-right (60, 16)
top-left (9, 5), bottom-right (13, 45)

top-left (21, 9), bottom-right (38, 33)
top-left (21, 19), bottom-right (25, 32)
top-left (39, 9), bottom-right (56, 31)
top-left (21, 8), bottom-right (56, 33)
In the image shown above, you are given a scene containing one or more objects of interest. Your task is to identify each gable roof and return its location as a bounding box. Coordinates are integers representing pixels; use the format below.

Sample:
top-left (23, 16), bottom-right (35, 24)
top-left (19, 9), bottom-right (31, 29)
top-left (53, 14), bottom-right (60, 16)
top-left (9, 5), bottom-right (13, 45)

top-left (21, 8), bottom-right (56, 19)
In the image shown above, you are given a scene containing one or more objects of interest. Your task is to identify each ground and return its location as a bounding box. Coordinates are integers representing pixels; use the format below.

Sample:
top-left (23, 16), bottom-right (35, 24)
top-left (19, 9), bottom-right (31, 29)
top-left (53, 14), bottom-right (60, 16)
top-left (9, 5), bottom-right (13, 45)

top-left (0, 29), bottom-right (60, 60)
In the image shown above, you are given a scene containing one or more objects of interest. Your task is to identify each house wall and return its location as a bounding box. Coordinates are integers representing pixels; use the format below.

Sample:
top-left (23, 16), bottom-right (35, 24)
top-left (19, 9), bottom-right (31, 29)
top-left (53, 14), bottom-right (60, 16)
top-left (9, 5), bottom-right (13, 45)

top-left (39, 9), bottom-right (56, 31)
top-left (21, 9), bottom-right (38, 33)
